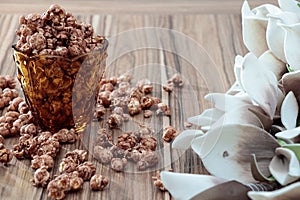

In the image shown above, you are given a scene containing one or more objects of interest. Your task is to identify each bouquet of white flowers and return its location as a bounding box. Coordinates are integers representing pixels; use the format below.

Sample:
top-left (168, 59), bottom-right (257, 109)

top-left (160, 0), bottom-right (300, 199)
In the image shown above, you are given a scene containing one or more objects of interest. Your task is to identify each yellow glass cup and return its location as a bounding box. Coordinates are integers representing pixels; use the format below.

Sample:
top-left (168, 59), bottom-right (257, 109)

top-left (13, 40), bottom-right (108, 133)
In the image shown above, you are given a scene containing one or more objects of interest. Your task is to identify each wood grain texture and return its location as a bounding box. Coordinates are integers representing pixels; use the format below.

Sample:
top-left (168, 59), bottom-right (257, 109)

top-left (0, 0), bottom-right (277, 14)
top-left (0, 1), bottom-right (249, 199)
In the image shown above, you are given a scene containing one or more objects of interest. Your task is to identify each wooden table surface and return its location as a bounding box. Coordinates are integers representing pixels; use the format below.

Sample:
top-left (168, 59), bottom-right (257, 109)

top-left (0, 0), bottom-right (276, 200)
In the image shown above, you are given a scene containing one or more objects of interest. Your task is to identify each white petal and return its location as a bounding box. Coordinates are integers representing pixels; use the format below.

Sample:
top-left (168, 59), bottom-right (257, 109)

top-left (187, 108), bottom-right (224, 127)
top-left (226, 81), bottom-right (242, 95)
top-left (210, 105), bottom-right (271, 130)
top-left (266, 12), bottom-right (299, 62)
top-left (280, 23), bottom-right (300, 71)
top-left (278, 0), bottom-right (300, 13)
top-left (269, 147), bottom-right (300, 186)
top-left (242, 1), bottom-right (281, 57)
top-left (160, 172), bottom-right (227, 200)
top-left (204, 93), bottom-right (252, 112)
top-left (281, 70), bottom-right (300, 104)
top-left (248, 181), bottom-right (300, 200)
top-left (234, 55), bottom-right (245, 91)
top-left (241, 53), bottom-right (278, 118)
top-left (252, 4), bottom-right (281, 18)
top-left (172, 130), bottom-right (204, 150)
top-left (258, 51), bottom-right (286, 79)
top-left (281, 91), bottom-right (298, 130)
top-left (275, 126), bottom-right (300, 144)
top-left (191, 124), bottom-right (279, 183)
top-left (266, 16), bottom-right (286, 62)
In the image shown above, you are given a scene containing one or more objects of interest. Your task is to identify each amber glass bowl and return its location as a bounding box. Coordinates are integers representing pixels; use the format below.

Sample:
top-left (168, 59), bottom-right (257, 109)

top-left (12, 40), bottom-right (108, 133)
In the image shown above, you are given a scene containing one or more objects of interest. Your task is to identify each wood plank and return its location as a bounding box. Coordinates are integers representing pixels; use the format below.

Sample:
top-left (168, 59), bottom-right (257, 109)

top-left (0, 0), bottom-right (277, 14)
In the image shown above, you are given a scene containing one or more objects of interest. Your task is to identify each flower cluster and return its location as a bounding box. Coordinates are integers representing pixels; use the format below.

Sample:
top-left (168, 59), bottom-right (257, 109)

top-left (160, 0), bottom-right (300, 199)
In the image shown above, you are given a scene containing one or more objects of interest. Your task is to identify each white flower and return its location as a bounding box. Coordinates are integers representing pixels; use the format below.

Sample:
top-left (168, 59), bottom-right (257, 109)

top-left (242, 0), bottom-right (281, 57)
top-left (276, 72), bottom-right (300, 143)
top-left (242, 0), bottom-right (300, 70)
top-left (280, 23), bottom-right (300, 71)
top-left (234, 52), bottom-right (284, 118)
top-left (190, 124), bottom-right (279, 183)
top-left (185, 91), bottom-right (273, 132)
top-left (163, 1), bottom-right (300, 199)
top-left (269, 147), bottom-right (300, 186)
top-left (278, 0), bottom-right (300, 14)
top-left (266, 11), bottom-right (299, 63)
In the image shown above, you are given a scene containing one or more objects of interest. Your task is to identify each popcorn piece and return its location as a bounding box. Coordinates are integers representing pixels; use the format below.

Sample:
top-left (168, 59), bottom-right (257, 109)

top-left (162, 126), bottom-right (179, 142)
top-left (35, 136), bottom-right (60, 158)
top-left (101, 82), bottom-right (114, 92)
top-left (112, 107), bottom-right (124, 115)
top-left (168, 73), bottom-right (184, 87)
top-left (140, 96), bottom-right (155, 110)
top-left (68, 171), bottom-right (84, 191)
top-left (90, 174), bottom-right (109, 191)
top-left (47, 176), bottom-right (68, 200)
top-left (18, 101), bottom-right (29, 114)
top-left (29, 32), bottom-right (46, 51)
top-left (7, 97), bottom-right (24, 111)
top-left (0, 123), bottom-right (12, 138)
top-left (93, 146), bottom-right (113, 164)
top-left (107, 113), bottom-right (123, 128)
top-left (152, 171), bottom-right (168, 191)
top-left (136, 79), bottom-right (153, 94)
top-left (137, 125), bottom-right (154, 137)
top-left (47, 171), bottom-right (83, 200)
top-left (31, 154), bottom-right (54, 170)
top-left (162, 84), bottom-right (174, 93)
top-left (0, 75), bottom-right (17, 89)
top-left (31, 166), bottom-right (51, 187)
top-left (117, 132), bottom-right (138, 151)
top-left (156, 103), bottom-right (171, 116)
top-left (137, 151), bottom-right (159, 171)
top-left (97, 91), bottom-right (111, 108)
top-left (95, 129), bottom-right (114, 148)
top-left (111, 158), bottom-right (127, 172)
top-left (0, 143), bottom-right (13, 164)
top-left (140, 135), bottom-right (157, 151)
top-left (76, 161), bottom-right (96, 181)
top-left (94, 104), bottom-right (106, 119)
top-left (20, 123), bottom-right (37, 136)
top-left (64, 149), bottom-right (88, 164)
top-left (128, 150), bottom-right (142, 163)
top-left (59, 157), bottom-right (78, 173)
top-left (53, 128), bottom-right (77, 144)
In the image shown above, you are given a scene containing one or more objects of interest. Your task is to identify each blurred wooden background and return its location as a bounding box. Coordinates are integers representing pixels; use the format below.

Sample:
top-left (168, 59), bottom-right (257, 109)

top-left (0, 0), bottom-right (276, 200)
top-left (0, 0), bottom-right (277, 14)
